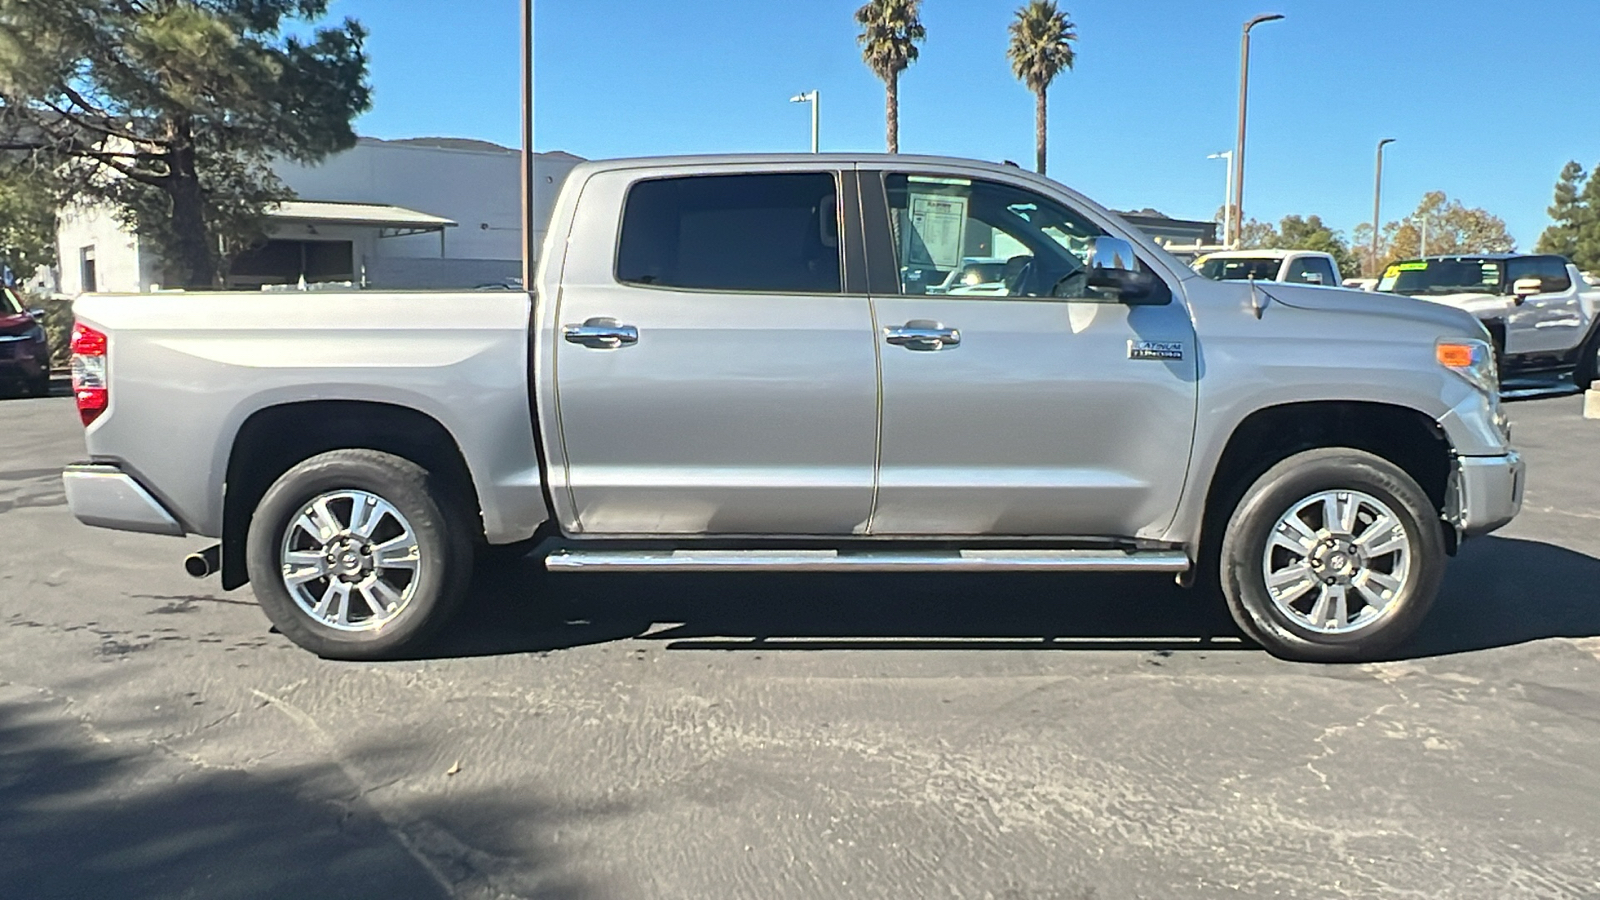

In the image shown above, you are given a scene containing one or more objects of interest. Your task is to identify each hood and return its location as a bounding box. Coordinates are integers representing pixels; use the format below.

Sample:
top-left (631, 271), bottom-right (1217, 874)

top-left (0, 312), bottom-right (38, 336)
top-left (1246, 281), bottom-right (1490, 338)
top-left (1404, 291), bottom-right (1514, 319)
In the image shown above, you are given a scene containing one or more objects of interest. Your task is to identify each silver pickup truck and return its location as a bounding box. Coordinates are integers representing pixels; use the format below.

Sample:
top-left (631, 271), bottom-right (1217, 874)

top-left (63, 154), bottom-right (1524, 663)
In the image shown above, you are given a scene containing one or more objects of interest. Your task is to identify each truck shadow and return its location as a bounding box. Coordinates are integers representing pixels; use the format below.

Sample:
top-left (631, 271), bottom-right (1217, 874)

top-left (428, 536), bottom-right (1600, 663)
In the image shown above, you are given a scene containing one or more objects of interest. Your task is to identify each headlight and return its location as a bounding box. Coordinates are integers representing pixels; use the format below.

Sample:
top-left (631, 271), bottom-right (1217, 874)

top-left (1437, 338), bottom-right (1498, 397)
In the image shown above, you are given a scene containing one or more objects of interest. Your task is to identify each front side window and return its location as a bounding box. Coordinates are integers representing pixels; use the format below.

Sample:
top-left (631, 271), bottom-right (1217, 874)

top-left (616, 172), bottom-right (841, 294)
top-left (1285, 256), bottom-right (1338, 286)
top-left (886, 174), bottom-right (1109, 299)
top-left (1506, 256), bottom-right (1571, 293)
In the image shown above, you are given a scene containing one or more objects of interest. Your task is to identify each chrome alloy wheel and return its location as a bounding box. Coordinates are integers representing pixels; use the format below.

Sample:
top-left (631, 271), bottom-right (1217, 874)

top-left (279, 490), bottom-right (422, 632)
top-left (1261, 490), bottom-right (1411, 635)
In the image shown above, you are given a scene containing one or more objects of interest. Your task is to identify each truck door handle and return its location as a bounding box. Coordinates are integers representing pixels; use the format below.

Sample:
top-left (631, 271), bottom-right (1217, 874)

top-left (563, 317), bottom-right (639, 349)
top-left (884, 320), bottom-right (960, 351)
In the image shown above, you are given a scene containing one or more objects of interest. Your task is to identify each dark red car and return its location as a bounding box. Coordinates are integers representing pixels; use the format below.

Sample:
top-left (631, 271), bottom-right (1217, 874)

top-left (0, 284), bottom-right (50, 397)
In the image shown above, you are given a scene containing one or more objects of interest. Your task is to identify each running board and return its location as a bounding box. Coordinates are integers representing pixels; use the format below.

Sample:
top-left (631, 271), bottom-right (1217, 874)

top-left (544, 548), bottom-right (1190, 573)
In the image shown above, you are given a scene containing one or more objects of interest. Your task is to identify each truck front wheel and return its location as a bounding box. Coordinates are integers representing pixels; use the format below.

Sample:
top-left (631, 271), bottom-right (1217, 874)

top-left (1218, 448), bottom-right (1445, 662)
top-left (245, 449), bottom-right (474, 660)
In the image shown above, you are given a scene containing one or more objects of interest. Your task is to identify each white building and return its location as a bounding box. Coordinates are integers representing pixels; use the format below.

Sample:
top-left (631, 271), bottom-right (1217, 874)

top-left (54, 139), bottom-right (584, 294)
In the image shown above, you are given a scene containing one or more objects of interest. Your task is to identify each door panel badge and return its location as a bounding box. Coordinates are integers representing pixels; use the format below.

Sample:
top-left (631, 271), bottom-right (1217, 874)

top-left (1127, 340), bottom-right (1185, 361)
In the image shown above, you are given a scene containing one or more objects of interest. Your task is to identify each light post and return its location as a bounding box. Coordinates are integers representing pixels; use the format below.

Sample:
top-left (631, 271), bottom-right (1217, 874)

top-left (1208, 151), bottom-right (1234, 248)
top-left (790, 91), bottom-right (819, 153)
top-left (1229, 13), bottom-right (1284, 248)
top-left (1372, 137), bottom-right (1396, 273)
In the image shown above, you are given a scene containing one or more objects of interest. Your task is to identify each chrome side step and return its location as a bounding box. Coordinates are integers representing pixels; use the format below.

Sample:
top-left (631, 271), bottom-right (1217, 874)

top-left (544, 548), bottom-right (1190, 573)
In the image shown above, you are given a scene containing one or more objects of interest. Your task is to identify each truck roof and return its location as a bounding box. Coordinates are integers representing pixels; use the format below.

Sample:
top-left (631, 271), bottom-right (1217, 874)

top-left (568, 152), bottom-right (1033, 175)
top-left (1410, 253), bottom-right (1555, 262)
top-left (1194, 249), bottom-right (1333, 260)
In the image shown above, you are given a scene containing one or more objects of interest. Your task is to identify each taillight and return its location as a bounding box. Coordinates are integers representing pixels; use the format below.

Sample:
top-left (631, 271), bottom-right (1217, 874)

top-left (70, 322), bottom-right (108, 426)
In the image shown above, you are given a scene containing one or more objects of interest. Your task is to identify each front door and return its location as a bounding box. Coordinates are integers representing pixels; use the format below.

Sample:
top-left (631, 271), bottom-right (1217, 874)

top-left (552, 169), bottom-right (879, 536)
top-left (862, 170), bottom-right (1198, 538)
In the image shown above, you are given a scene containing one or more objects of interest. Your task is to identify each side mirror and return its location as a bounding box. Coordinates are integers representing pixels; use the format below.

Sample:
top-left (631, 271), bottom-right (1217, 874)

top-left (27, 307), bottom-right (45, 321)
top-left (1086, 236), bottom-right (1139, 273)
top-left (1082, 236), bottom-right (1164, 304)
top-left (1512, 277), bottom-right (1543, 299)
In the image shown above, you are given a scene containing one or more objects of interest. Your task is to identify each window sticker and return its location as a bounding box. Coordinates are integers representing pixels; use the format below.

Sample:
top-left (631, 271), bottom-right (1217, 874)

top-left (902, 192), bottom-right (969, 270)
top-left (1395, 261), bottom-right (1428, 271)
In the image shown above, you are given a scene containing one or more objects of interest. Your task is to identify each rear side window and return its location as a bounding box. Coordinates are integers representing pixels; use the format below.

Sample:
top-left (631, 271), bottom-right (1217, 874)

top-left (616, 173), bottom-right (841, 294)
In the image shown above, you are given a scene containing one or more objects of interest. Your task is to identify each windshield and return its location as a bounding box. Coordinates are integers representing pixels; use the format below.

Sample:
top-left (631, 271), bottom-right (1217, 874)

top-left (0, 286), bottom-right (22, 316)
top-left (1378, 259), bottom-right (1506, 296)
top-left (1196, 257), bottom-right (1280, 281)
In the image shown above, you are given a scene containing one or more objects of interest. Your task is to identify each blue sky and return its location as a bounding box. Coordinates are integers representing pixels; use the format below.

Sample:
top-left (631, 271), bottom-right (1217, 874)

top-left (330, 0), bottom-right (1600, 248)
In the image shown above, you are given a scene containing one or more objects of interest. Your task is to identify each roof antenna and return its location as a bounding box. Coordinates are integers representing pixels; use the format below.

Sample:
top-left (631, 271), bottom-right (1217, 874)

top-left (1001, 159), bottom-right (1020, 168)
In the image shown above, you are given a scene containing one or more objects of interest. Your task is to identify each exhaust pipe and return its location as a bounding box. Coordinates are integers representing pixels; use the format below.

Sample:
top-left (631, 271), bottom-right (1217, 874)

top-left (185, 544), bottom-right (221, 579)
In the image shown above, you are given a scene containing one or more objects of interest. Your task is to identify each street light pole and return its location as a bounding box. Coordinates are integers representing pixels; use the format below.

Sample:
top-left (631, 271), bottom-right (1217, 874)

top-left (521, 0), bottom-right (535, 289)
top-left (1208, 151), bottom-right (1233, 248)
top-left (1372, 137), bottom-right (1396, 274)
top-left (791, 91), bottom-right (819, 153)
top-left (1230, 13), bottom-right (1284, 248)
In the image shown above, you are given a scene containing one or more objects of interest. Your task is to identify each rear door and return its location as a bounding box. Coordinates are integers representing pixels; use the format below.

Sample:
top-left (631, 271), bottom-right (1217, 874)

top-left (550, 166), bottom-right (880, 535)
top-left (861, 169), bottom-right (1198, 538)
top-left (1506, 256), bottom-right (1583, 354)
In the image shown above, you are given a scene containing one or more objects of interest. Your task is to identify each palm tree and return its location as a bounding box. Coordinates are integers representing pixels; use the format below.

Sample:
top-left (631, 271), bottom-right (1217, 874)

top-left (854, 0), bottom-right (925, 154)
top-left (1006, 1), bottom-right (1077, 175)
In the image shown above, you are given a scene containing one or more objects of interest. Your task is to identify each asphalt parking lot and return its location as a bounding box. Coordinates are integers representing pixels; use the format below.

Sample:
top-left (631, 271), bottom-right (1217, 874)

top-left (2, 386), bottom-right (1598, 900)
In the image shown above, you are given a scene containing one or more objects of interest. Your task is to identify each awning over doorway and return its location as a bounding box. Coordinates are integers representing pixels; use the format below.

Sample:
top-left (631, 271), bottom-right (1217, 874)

top-left (265, 200), bottom-right (457, 238)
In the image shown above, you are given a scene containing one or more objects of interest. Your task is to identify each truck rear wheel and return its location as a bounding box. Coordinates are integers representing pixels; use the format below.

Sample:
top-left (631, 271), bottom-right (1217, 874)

top-left (1218, 448), bottom-right (1444, 662)
top-left (245, 449), bottom-right (474, 660)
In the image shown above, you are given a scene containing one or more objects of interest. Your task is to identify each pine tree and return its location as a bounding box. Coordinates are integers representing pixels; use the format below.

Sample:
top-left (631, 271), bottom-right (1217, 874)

top-left (1535, 161), bottom-right (1587, 260)
top-left (0, 1), bottom-right (371, 288)
top-left (1572, 167), bottom-right (1600, 272)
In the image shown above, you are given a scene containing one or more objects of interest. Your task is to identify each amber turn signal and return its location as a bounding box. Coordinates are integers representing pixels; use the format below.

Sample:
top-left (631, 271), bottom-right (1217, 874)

top-left (1436, 342), bottom-right (1477, 369)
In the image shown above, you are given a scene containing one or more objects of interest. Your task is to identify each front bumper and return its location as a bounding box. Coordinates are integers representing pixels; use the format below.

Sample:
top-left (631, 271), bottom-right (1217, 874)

top-left (62, 464), bottom-right (185, 536)
top-left (1446, 452), bottom-right (1525, 537)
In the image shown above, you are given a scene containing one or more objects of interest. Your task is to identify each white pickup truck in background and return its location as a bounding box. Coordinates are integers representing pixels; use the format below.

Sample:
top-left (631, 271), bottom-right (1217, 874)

top-left (1193, 249), bottom-right (1345, 288)
top-left (1378, 254), bottom-right (1600, 385)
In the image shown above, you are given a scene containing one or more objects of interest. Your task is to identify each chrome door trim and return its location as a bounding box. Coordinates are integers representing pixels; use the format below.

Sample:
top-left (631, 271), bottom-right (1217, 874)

top-left (562, 318), bottom-right (639, 349)
top-left (884, 321), bottom-right (961, 351)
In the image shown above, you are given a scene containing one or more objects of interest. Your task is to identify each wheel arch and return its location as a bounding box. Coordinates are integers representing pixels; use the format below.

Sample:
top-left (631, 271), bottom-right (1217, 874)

top-left (1194, 400), bottom-right (1457, 570)
top-left (220, 400), bottom-right (482, 590)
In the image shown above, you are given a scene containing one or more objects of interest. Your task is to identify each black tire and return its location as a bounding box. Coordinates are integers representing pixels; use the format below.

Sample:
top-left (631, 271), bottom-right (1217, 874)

top-left (1217, 448), bottom-right (1445, 663)
top-left (245, 449), bottom-right (475, 660)
top-left (1573, 325), bottom-right (1600, 390)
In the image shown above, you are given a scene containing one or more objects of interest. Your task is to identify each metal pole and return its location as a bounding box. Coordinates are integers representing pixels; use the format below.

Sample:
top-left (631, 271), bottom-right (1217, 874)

top-left (791, 92), bottom-right (819, 153)
top-left (1208, 151), bottom-right (1233, 248)
top-left (521, 0), bottom-right (535, 289)
top-left (1231, 14), bottom-right (1283, 248)
top-left (811, 91), bottom-right (820, 154)
top-left (1372, 138), bottom-right (1395, 272)
top-left (1419, 215), bottom-right (1427, 258)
